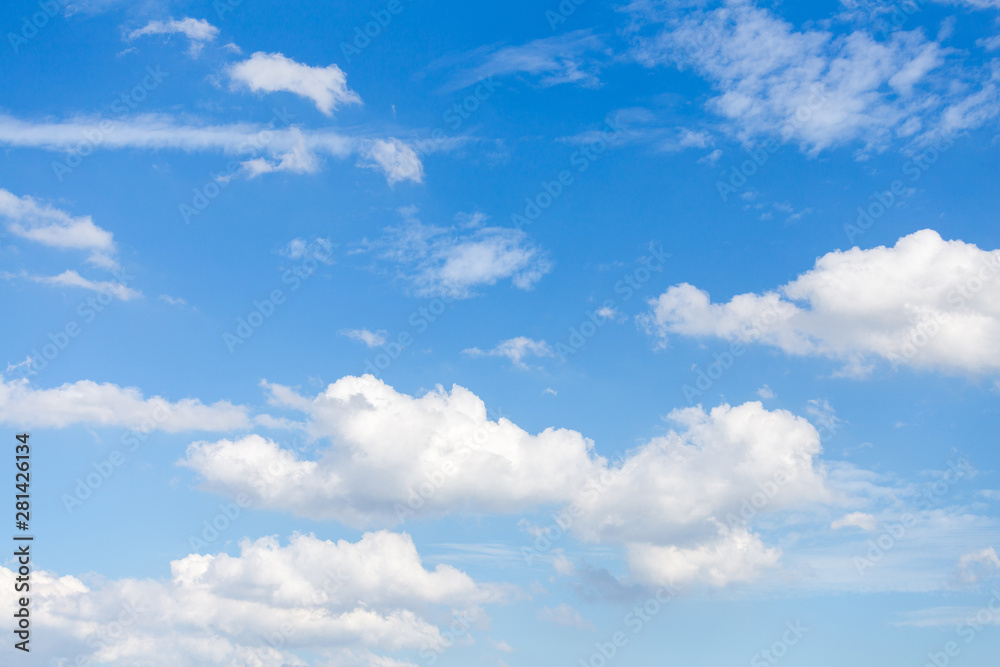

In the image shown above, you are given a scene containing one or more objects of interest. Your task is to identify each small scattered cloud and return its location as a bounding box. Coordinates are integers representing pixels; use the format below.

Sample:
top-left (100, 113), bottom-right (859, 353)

top-left (366, 208), bottom-right (551, 298)
top-left (127, 17), bottom-right (219, 56)
top-left (756, 385), bottom-right (776, 399)
top-left (464, 337), bottom-right (554, 369)
top-left (698, 148), bottom-right (723, 165)
top-left (954, 547), bottom-right (1000, 585)
top-left (439, 30), bottom-right (607, 91)
top-left (359, 138), bottom-right (424, 185)
top-left (538, 603), bottom-right (595, 631)
top-left (279, 237), bottom-right (334, 263)
top-left (29, 270), bottom-right (140, 301)
top-left (229, 52), bottom-right (362, 115)
top-left (159, 294), bottom-right (187, 307)
top-left (831, 512), bottom-right (878, 532)
top-left (341, 329), bottom-right (388, 349)
top-left (0, 188), bottom-right (118, 270)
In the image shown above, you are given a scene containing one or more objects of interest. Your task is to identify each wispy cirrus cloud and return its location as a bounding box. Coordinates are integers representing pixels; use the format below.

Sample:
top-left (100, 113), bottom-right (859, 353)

top-left (0, 114), bottom-right (422, 185)
top-left (436, 29), bottom-right (608, 92)
top-left (625, 0), bottom-right (1000, 153)
top-left (364, 208), bottom-right (551, 298)
top-left (463, 336), bottom-right (554, 369)
top-left (127, 17), bottom-right (219, 56)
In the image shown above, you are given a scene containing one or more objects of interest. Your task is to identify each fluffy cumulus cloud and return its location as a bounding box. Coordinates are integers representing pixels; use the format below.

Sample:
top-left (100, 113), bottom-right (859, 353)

top-left (182, 375), bottom-right (834, 586)
top-left (644, 229), bottom-right (1000, 377)
top-left (127, 17), bottom-right (219, 56)
top-left (626, 0), bottom-right (1000, 152)
top-left (229, 52), bottom-right (362, 116)
top-left (369, 209), bottom-right (551, 297)
top-left (0, 377), bottom-right (252, 432)
top-left (182, 375), bottom-right (605, 526)
top-left (359, 138), bottom-right (425, 185)
top-left (0, 531), bottom-right (505, 666)
top-left (441, 29), bottom-right (607, 91)
top-left (0, 188), bottom-right (118, 269)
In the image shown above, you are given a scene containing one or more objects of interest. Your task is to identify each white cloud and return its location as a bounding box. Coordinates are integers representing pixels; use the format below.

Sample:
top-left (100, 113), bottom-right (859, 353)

top-left (280, 237), bottom-right (334, 262)
top-left (538, 603), bottom-right (595, 630)
top-left (0, 377), bottom-right (251, 432)
top-left (127, 17), bottom-right (219, 56)
top-left (831, 511), bottom-right (878, 531)
top-left (463, 337), bottom-right (554, 369)
top-left (341, 328), bottom-right (388, 348)
top-left (626, 2), bottom-right (1000, 152)
top-left (159, 294), bottom-right (187, 307)
top-left (626, 525), bottom-right (781, 587)
top-left (182, 375), bottom-right (604, 526)
top-left (30, 269), bottom-right (141, 300)
top-left (369, 208), bottom-right (551, 298)
top-left (644, 229), bottom-right (1000, 376)
top-left (441, 30), bottom-right (606, 91)
top-left (0, 531), bottom-right (505, 666)
top-left (182, 376), bottom-right (835, 587)
top-left (698, 148), bottom-right (723, 165)
top-left (360, 138), bottom-right (425, 185)
top-left (0, 114), bottom-right (416, 185)
top-left (229, 52), bottom-right (361, 116)
top-left (0, 188), bottom-right (117, 269)
top-left (756, 385), bottom-right (776, 399)
top-left (955, 547), bottom-right (1000, 584)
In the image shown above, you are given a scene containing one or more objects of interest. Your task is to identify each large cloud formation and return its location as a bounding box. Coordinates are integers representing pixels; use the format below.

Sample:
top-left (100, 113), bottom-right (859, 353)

top-left (0, 531), bottom-right (505, 666)
top-left (182, 374), bottom-right (833, 587)
top-left (644, 229), bottom-right (1000, 377)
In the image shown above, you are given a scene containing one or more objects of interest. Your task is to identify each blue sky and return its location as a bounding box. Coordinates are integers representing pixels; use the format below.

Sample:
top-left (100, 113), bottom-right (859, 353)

top-left (2, 0), bottom-right (1000, 665)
